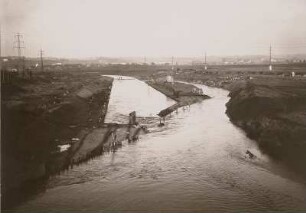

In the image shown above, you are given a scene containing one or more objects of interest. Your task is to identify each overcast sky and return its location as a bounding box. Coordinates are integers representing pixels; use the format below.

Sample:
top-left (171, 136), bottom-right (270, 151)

top-left (1, 0), bottom-right (306, 58)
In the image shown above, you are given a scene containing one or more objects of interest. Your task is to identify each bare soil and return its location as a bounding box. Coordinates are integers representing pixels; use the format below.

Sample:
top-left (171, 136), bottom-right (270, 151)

top-left (1, 71), bottom-right (114, 208)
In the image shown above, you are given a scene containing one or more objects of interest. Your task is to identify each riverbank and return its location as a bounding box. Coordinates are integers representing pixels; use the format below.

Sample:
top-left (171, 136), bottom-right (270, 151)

top-left (146, 81), bottom-right (210, 117)
top-left (1, 71), bottom-right (110, 193)
top-left (8, 69), bottom-right (306, 212)
top-left (226, 77), bottom-right (306, 175)
top-left (1, 71), bottom-right (146, 209)
top-left (165, 69), bottom-right (306, 176)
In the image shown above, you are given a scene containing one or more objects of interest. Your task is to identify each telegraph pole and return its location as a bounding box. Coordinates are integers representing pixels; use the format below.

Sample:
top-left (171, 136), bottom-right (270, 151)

top-left (0, 24), bottom-right (2, 60)
top-left (269, 44), bottom-right (272, 71)
top-left (204, 52), bottom-right (207, 70)
top-left (40, 49), bottom-right (44, 72)
top-left (166, 56), bottom-right (174, 85)
top-left (0, 24), bottom-right (2, 71)
top-left (0, 25), bottom-right (2, 82)
top-left (171, 56), bottom-right (174, 84)
top-left (14, 33), bottom-right (25, 72)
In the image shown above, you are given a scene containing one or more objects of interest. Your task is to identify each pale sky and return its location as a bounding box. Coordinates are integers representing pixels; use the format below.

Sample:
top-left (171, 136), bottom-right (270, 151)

top-left (1, 0), bottom-right (306, 58)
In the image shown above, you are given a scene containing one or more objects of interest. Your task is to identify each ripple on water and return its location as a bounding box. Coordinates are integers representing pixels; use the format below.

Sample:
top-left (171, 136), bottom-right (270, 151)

top-left (16, 76), bottom-right (306, 212)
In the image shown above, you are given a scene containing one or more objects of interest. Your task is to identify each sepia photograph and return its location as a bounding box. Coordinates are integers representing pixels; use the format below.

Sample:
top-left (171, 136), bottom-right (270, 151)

top-left (1, 0), bottom-right (306, 212)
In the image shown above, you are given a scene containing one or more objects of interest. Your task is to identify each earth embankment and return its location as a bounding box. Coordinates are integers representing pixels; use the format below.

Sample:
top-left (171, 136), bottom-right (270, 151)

top-left (226, 78), bottom-right (306, 175)
top-left (1, 72), bottom-right (113, 191)
top-left (146, 81), bottom-right (210, 117)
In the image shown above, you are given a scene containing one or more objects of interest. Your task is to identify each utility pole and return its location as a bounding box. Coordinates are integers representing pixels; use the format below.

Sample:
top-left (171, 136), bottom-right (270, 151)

top-left (0, 24), bottom-right (2, 60)
top-left (14, 33), bottom-right (25, 73)
top-left (40, 49), bottom-right (44, 72)
top-left (14, 33), bottom-right (24, 58)
top-left (269, 44), bottom-right (272, 71)
top-left (0, 25), bottom-right (3, 82)
top-left (22, 56), bottom-right (26, 77)
top-left (0, 24), bottom-right (2, 71)
top-left (204, 52), bottom-right (207, 70)
top-left (171, 56), bottom-right (174, 84)
top-left (166, 56), bottom-right (174, 85)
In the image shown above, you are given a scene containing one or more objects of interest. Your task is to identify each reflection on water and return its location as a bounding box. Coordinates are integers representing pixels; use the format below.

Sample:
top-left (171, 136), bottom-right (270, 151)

top-left (15, 76), bottom-right (306, 212)
top-left (104, 75), bottom-right (176, 123)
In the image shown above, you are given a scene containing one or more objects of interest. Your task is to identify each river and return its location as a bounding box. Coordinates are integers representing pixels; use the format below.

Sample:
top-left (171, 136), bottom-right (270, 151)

top-left (14, 76), bottom-right (306, 212)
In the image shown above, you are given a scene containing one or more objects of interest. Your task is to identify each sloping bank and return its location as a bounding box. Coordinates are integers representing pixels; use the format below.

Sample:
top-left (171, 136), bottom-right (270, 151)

top-left (146, 81), bottom-right (210, 117)
top-left (2, 74), bottom-right (146, 209)
top-left (226, 79), bottom-right (306, 176)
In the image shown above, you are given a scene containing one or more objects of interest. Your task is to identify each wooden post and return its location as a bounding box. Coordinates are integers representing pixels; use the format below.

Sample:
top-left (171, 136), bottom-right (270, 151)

top-left (129, 111), bottom-right (136, 125)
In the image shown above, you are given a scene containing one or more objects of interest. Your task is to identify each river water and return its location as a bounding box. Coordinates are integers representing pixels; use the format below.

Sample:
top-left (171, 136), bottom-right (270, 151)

top-left (15, 76), bottom-right (306, 212)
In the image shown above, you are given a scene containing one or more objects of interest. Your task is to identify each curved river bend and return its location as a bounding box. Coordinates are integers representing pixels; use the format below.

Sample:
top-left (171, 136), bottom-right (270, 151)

top-left (15, 76), bottom-right (306, 212)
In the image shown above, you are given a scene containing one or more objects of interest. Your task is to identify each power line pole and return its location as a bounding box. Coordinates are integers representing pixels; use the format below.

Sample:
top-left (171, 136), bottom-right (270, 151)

top-left (0, 25), bottom-right (3, 82)
top-left (269, 44), bottom-right (272, 71)
top-left (40, 49), bottom-right (44, 72)
top-left (14, 33), bottom-right (24, 58)
top-left (0, 24), bottom-right (2, 59)
top-left (204, 52), bottom-right (207, 70)
top-left (0, 24), bottom-right (2, 71)
top-left (14, 33), bottom-right (25, 73)
top-left (166, 56), bottom-right (174, 85)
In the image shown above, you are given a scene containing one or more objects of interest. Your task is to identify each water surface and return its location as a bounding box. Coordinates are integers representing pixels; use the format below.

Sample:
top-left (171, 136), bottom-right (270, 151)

top-left (15, 76), bottom-right (306, 212)
top-left (104, 75), bottom-right (176, 123)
